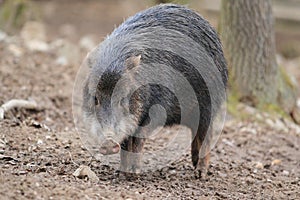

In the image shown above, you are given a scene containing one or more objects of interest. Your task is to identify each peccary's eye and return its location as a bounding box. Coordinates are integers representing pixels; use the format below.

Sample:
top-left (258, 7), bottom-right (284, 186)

top-left (94, 96), bottom-right (99, 106)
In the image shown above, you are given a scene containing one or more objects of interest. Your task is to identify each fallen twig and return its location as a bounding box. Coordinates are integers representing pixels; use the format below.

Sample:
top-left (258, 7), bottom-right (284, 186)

top-left (68, 151), bottom-right (79, 167)
top-left (0, 99), bottom-right (38, 121)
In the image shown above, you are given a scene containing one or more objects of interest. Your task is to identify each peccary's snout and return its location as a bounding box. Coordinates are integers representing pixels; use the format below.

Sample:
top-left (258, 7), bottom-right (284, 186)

top-left (99, 137), bottom-right (120, 155)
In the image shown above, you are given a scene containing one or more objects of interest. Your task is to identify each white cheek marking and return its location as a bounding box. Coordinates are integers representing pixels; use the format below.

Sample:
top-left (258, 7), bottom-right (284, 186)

top-left (90, 120), bottom-right (99, 137)
top-left (83, 111), bottom-right (140, 144)
top-left (83, 113), bottom-right (105, 142)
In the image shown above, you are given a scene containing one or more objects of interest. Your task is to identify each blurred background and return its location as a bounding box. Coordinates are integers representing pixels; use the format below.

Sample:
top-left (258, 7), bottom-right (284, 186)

top-left (1, 0), bottom-right (300, 58)
top-left (1, 0), bottom-right (300, 126)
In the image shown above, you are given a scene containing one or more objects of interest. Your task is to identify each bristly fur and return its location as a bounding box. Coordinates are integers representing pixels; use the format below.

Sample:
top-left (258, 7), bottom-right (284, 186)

top-left (83, 4), bottom-right (228, 173)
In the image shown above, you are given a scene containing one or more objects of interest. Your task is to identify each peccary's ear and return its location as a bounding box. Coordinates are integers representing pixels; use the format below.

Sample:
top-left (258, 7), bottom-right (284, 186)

top-left (125, 55), bottom-right (141, 70)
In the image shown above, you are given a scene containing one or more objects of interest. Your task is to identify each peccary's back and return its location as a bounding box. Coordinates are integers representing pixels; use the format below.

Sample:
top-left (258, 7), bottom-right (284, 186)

top-left (90, 4), bottom-right (228, 134)
top-left (110, 4), bottom-right (228, 86)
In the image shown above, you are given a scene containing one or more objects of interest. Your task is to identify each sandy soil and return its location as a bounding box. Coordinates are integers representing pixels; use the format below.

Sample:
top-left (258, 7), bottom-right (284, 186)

top-left (0, 1), bottom-right (299, 199)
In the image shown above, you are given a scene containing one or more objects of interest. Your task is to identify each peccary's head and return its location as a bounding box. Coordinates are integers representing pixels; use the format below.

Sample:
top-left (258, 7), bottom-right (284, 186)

top-left (82, 55), bottom-right (144, 155)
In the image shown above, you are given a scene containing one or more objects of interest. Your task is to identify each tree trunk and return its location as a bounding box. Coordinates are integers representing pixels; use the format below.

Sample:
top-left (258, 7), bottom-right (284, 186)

top-left (220, 0), bottom-right (297, 113)
top-left (0, 0), bottom-right (38, 34)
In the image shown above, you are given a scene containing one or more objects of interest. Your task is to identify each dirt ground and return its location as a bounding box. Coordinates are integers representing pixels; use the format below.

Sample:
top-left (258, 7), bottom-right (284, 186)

top-left (0, 1), bottom-right (300, 199)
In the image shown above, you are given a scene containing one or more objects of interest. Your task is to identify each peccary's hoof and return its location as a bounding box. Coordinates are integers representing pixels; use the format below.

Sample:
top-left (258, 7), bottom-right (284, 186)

top-left (119, 165), bottom-right (142, 174)
top-left (130, 166), bottom-right (142, 174)
top-left (118, 164), bottom-right (128, 173)
top-left (194, 161), bottom-right (208, 180)
top-left (194, 168), bottom-right (208, 180)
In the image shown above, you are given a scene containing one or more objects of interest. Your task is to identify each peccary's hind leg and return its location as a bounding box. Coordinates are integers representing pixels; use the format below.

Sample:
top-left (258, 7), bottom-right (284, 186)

top-left (191, 135), bottom-right (201, 168)
top-left (191, 129), bottom-right (211, 178)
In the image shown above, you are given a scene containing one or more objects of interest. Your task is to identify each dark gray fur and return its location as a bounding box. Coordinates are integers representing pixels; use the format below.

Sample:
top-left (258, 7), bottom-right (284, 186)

top-left (83, 4), bottom-right (228, 174)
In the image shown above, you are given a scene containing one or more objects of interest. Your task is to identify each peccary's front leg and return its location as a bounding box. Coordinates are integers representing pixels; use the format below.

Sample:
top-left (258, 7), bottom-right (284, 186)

top-left (130, 137), bottom-right (145, 173)
top-left (120, 137), bottom-right (132, 172)
top-left (120, 136), bottom-right (145, 173)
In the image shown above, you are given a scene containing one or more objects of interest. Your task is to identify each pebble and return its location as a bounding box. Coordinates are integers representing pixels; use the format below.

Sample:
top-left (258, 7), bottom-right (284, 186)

top-left (282, 170), bottom-right (290, 176)
top-left (21, 21), bottom-right (47, 41)
top-left (255, 162), bottom-right (264, 169)
top-left (18, 171), bottom-right (27, 175)
top-left (79, 35), bottom-right (96, 51)
top-left (45, 135), bottom-right (51, 140)
top-left (73, 165), bottom-right (99, 182)
top-left (222, 138), bottom-right (235, 147)
top-left (36, 139), bottom-right (43, 145)
top-left (8, 44), bottom-right (24, 57)
top-left (55, 56), bottom-right (68, 66)
top-left (240, 127), bottom-right (257, 135)
top-left (25, 40), bottom-right (49, 52)
top-left (266, 119), bottom-right (275, 127)
top-left (218, 172), bottom-right (227, 178)
top-left (0, 30), bottom-right (7, 42)
top-left (21, 21), bottom-right (49, 52)
top-left (271, 159), bottom-right (282, 166)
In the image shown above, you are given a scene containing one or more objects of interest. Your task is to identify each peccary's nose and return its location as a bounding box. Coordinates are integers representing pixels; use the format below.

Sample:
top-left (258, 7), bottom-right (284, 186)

top-left (99, 138), bottom-right (120, 155)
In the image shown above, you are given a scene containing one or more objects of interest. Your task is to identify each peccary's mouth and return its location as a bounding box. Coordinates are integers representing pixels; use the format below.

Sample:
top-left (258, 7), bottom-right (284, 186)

top-left (99, 138), bottom-right (120, 155)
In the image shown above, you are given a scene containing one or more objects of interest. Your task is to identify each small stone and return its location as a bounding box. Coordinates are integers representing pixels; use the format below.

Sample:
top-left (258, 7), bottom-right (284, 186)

top-left (21, 21), bottom-right (46, 41)
top-left (45, 135), bottom-right (51, 140)
top-left (55, 56), bottom-right (68, 66)
top-left (274, 119), bottom-right (288, 133)
top-left (245, 177), bottom-right (254, 184)
top-left (222, 138), bottom-right (235, 147)
top-left (73, 165), bottom-right (99, 183)
top-left (218, 172), bottom-right (227, 178)
top-left (36, 139), bottom-right (43, 145)
top-left (0, 30), bottom-right (7, 42)
top-left (240, 127), bottom-right (257, 135)
top-left (271, 159), bottom-right (282, 166)
top-left (79, 35), bottom-right (96, 51)
top-left (8, 44), bottom-right (24, 57)
top-left (266, 119), bottom-right (275, 127)
top-left (18, 171), bottom-right (27, 175)
top-left (255, 113), bottom-right (263, 121)
top-left (282, 170), bottom-right (289, 176)
top-left (25, 40), bottom-right (49, 52)
top-left (21, 21), bottom-right (49, 52)
top-left (255, 162), bottom-right (264, 169)
top-left (237, 103), bottom-right (257, 115)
